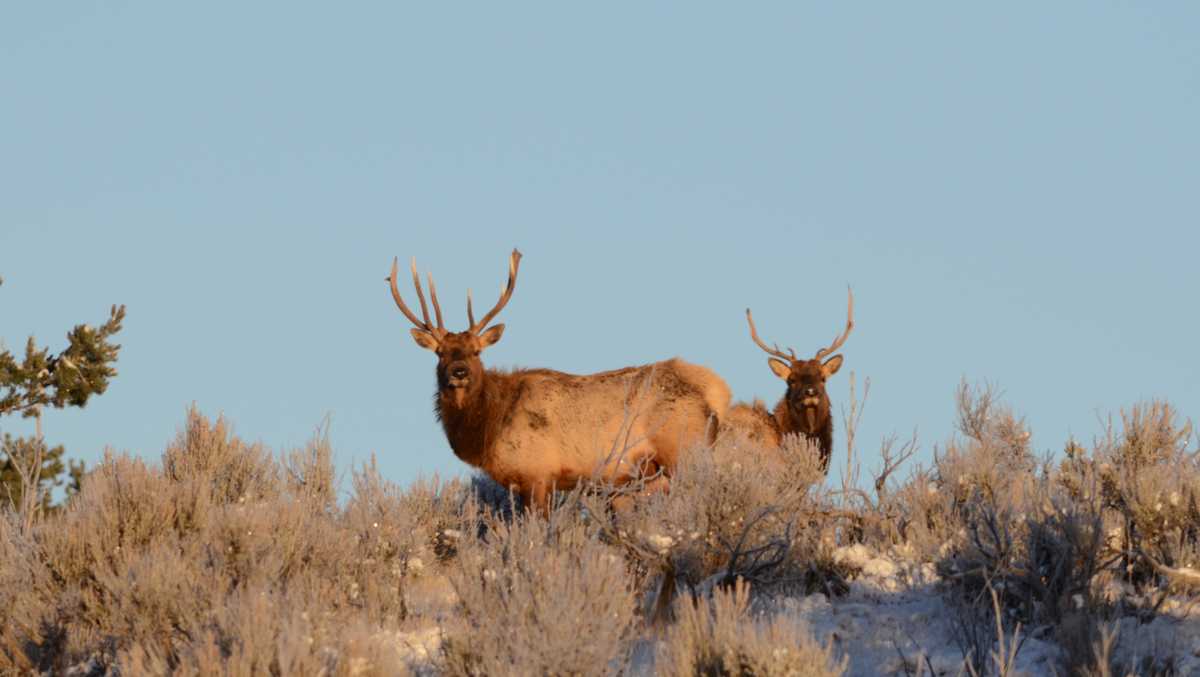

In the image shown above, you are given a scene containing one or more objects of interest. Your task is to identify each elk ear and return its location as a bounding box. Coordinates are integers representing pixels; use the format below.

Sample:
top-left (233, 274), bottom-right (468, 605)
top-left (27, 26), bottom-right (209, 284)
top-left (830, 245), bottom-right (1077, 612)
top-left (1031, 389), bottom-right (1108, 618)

top-left (821, 354), bottom-right (844, 377)
top-left (477, 323), bottom-right (505, 349)
top-left (410, 328), bottom-right (440, 352)
top-left (767, 358), bottom-right (791, 380)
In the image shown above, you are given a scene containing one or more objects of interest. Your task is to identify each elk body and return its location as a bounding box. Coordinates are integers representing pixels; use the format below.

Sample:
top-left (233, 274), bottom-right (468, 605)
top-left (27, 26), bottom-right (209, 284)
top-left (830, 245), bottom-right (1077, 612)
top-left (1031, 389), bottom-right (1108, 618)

top-left (389, 249), bottom-right (731, 512)
top-left (723, 290), bottom-right (854, 474)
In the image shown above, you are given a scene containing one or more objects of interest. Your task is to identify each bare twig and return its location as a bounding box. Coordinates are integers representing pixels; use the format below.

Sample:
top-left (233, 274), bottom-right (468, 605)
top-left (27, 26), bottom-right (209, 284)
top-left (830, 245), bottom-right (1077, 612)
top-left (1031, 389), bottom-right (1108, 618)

top-left (874, 430), bottom-right (918, 502)
top-left (714, 507), bottom-right (793, 587)
top-left (839, 372), bottom-right (870, 506)
top-left (986, 583), bottom-right (1026, 676)
top-left (15, 408), bottom-right (46, 534)
top-left (1136, 547), bottom-right (1200, 593)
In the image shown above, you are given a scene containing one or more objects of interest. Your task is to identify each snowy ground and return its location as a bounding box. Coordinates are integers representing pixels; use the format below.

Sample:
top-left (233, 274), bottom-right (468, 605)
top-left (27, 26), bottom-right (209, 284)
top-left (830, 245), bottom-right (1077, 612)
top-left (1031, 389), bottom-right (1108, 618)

top-left (779, 545), bottom-right (1061, 676)
top-left (775, 545), bottom-right (1200, 676)
top-left (387, 545), bottom-right (1200, 676)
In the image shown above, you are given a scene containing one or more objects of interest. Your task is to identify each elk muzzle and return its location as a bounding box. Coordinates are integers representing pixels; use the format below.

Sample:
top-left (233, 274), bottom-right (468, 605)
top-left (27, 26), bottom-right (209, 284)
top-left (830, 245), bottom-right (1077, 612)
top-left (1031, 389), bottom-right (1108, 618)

top-left (790, 390), bottom-right (823, 430)
top-left (444, 361), bottom-right (473, 406)
top-left (793, 390), bottom-right (822, 409)
top-left (447, 363), bottom-right (471, 386)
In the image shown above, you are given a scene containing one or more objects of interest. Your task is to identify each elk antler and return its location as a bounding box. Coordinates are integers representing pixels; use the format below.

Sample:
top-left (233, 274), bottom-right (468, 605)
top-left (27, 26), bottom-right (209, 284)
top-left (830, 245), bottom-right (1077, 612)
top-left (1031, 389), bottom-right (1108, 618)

top-left (745, 309), bottom-right (796, 361)
top-left (814, 287), bottom-right (854, 361)
top-left (469, 249), bottom-right (522, 334)
top-left (389, 257), bottom-right (447, 337)
top-left (426, 272), bottom-right (445, 332)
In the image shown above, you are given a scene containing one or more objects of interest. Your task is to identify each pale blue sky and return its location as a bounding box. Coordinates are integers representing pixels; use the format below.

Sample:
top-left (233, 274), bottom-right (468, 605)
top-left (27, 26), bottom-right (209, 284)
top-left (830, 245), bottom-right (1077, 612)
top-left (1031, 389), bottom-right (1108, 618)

top-left (3, 3), bottom-right (1197, 490)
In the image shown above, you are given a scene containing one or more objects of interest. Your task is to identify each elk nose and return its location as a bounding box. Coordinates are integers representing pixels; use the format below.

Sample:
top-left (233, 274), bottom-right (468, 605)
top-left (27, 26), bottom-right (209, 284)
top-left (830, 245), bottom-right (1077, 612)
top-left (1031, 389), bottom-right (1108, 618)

top-left (450, 366), bottom-right (470, 380)
top-left (804, 387), bottom-right (818, 397)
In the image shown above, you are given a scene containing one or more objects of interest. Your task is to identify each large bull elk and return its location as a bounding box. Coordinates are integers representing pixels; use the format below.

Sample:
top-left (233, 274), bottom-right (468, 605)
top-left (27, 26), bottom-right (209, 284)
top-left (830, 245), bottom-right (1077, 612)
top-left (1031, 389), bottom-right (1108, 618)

top-left (723, 289), bottom-right (854, 473)
top-left (389, 249), bottom-right (731, 511)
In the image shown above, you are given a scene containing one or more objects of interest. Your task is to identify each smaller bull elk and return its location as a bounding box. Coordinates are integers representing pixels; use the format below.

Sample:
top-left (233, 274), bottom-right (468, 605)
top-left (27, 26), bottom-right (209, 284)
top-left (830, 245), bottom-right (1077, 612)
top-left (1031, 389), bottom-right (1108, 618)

top-left (389, 249), bottom-right (731, 512)
top-left (724, 289), bottom-right (854, 473)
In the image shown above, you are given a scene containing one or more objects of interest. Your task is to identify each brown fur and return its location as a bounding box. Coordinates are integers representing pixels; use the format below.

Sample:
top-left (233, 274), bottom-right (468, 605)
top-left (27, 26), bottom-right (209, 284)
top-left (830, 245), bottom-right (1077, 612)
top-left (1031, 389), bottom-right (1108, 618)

top-left (426, 338), bottom-right (730, 511)
top-left (391, 250), bottom-right (731, 512)
top-left (723, 295), bottom-right (853, 474)
top-left (723, 399), bottom-right (781, 447)
top-left (724, 362), bottom-right (838, 471)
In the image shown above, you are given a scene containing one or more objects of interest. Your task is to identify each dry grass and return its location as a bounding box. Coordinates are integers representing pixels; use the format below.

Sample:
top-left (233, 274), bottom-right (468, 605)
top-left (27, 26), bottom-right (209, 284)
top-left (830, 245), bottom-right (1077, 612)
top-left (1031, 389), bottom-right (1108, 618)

top-left (583, 429), bottom-right (864, 628)
top-left (1, 387), bottom-right (1196, 675)
top-left (658, 578), bottom-right (846, 677)
top-left (931, 388), bottom-right (1199, 675)
top-left (0, 407), bottom-right (478, 674)
top-left (442, 506), bottom-right (635, 676)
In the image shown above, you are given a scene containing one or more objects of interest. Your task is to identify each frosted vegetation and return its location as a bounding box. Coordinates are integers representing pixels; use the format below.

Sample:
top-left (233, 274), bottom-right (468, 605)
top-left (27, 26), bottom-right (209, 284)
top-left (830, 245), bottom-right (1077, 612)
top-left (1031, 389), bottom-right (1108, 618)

top-left (2, 383), bottom-right (1198, 675)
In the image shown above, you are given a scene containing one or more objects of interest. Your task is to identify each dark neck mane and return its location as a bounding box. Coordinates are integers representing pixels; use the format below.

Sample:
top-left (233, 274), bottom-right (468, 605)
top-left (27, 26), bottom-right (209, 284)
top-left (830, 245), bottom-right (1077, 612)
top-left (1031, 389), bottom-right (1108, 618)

top-left (435, 369), bottom-right (517, 468)
top-left (773, 399), bottom-right (799, 435)
top-left (771, 399), bottom-right (827, 437)
top-left (772, 398), bottom-right (833, 471)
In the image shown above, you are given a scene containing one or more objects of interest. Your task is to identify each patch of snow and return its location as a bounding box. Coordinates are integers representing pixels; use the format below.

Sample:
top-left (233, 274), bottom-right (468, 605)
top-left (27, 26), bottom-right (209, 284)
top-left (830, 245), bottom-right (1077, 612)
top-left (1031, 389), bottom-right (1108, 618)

top-left (647, 534), bottom-right (674, 554)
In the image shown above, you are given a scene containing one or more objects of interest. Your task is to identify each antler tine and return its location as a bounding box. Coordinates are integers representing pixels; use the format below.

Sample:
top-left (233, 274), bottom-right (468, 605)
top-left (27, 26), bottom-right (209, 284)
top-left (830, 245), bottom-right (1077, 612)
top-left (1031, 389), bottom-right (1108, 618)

top-left (426, 272), bottom-right (445, 331)
top-left (745, 308), bottom-right (794, 362)
top-left (814, 286), bottom-right (854, 360)
top-left (389, 257), bottom-right (429, 330)
top-left (470, 248), bottom-right (523, 334)
top-left (466, 288), bottom-right (475, 328)
top-left (409, 258), bottom-right (433, 329)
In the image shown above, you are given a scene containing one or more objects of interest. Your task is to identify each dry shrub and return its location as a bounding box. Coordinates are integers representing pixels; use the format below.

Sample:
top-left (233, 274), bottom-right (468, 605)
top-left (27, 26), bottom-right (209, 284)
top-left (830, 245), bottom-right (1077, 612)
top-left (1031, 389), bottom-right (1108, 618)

top-left (1103, 403), bottom-right (1199, 590)
top-left (877, 464), bottom-right (952, 559)
top-left (283, 421), bottom-right (338, 510)
top-left (929, 383), bottom-right (1039, 572)
top-left (5, 387), bottom-right (1198, 676)
top-left (162, 406), bottom-right (280, 504)
top-left (1111, 401), bottom-right (1193, 469)
top-left (939, 487), bottom-right (1113, 675)
top-left (860, 382), bottom-right (1041, 568)
top-left (83, 540), bottom-right (219, 661)
top-left (442, 504), bottom-right (636, 676)
top-left (931, 393), bottom-right (1199, 675)
top-left (0, 408), bottom-right (480, 674)
top-left (1053, 401), bottom-right (1200, 594)
top-left (593, 432), bottom-right (846, 607)
top-left (940, 382), bottom-right (1038, 512)
top-left (40, 452), bottom-right (192, 586)
top-left (940, 483), bottom-right (1110, 626)
top-left (1073, 620), bottom-right (1184, 677)
top-left (928, 384), bottom-right (1110, 674)
top-left (658, 579), bottom-right (846, 677)
top-left (343, 458), bottom-right (481, 620)
top-left (1050, 402), bottom-right (1198, 675)
top-left (0, 511), bottom-right (54, 674)
top-left (115, 584), bottom-right (419, 677)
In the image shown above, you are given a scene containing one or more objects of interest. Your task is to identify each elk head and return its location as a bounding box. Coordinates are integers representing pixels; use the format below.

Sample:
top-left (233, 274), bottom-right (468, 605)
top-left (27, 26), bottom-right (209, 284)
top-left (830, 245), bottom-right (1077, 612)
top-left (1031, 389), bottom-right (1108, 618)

top-left (389, 249), bottom-right (522, 409)
top-left (745, 288), bottom-right (854, 436)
